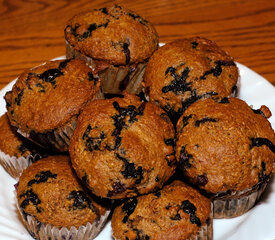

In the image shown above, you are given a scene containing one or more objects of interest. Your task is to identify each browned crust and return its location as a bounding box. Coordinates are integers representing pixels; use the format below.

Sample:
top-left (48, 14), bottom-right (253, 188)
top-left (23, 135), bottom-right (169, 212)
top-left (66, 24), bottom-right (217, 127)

top-left (176, 97), bottom-right (275, 193)
top-left (143, 37), bottom-right (239, 115)
top-left (17, 155), bottom-right (107, 228)
top-left (5, 59), bottom-right (101, 133)
top-left (69, 93), bottom-right (176, 199)
top-left (64, 5), bottom-right (159, 65)
top-left (111, 180), bottom-right (211, 240)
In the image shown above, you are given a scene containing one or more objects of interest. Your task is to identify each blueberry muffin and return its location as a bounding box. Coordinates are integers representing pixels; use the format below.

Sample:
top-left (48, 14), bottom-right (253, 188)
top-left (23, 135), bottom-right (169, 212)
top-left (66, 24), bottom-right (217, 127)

top-left (176, 97), bottom-right (275, 218)
top-left (143, 37), bottom-right (239, 123)
top-left (65, 5), bottom-right (159, 94)
top-left (16, 155), bottom-right (110, 240)
top-left (0, 113), bottom-right (46, 179)
top-left (112, 180), bottom-right (212, 240)
top-left (5, 59), bottom-right (102, 152)
top-left (69, 93), bottom-right (176, 199)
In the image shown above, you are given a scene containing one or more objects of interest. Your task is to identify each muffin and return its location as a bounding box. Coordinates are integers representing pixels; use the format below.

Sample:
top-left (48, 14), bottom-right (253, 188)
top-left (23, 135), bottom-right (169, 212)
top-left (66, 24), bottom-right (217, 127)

top-left (176, 97), bottom-right (275, 218)
top-left (69, 93), bottom-right (176, 199)
top-left (65, 5), bottom-right (159, 94)
top-left (143, 37), bottom-right (239, 123)
top-left (5, 59), bottom-right (102, 152)
top-left (112, 180), bottom-right (212, 240)
top-left (16, 155), bottom-right (110, 240)
top-left (0, 113), bottom-right (47, 179)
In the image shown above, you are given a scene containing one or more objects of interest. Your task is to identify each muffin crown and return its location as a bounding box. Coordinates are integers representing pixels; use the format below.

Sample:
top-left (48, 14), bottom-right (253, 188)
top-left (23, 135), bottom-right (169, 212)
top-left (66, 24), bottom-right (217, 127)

top-left (17, 155), bottom-right (107, 228)
top-left (144, 37), bottom-right (239, 121)
top-left (65, 5), bottom-right (159, 65)
top-left (5, 59), bottom-right (101, 133)
top-left (176, 97), bottom-right (275, 193)
top-left (112, 180), bottom-right (212, 240)
top-left (69, 93), bottom-right (176, 199)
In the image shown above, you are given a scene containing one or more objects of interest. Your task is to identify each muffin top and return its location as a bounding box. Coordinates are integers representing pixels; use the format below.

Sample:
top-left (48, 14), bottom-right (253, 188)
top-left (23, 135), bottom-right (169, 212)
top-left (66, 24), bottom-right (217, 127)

top-left (69, 93), bottom-right (176, 199)
top-left (64, 5), bottom-right (159, 65)
top-left (112, 180), bottom-right (212, 240)
top-left (5, 59), bottom-right (101, 133)
top-left (176, 97), bottom-right (275, 194)
top-left (143, 37), bottom-right (239, 121)
top-left (17, 155), bottom-right (108, 228)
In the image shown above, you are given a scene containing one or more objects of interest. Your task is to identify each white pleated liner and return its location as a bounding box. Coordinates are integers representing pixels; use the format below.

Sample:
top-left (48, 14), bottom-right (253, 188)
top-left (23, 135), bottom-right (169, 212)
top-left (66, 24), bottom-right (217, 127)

top-left (0, 149), bottom-right (42, 180)
top-left (66, 40), bottom-right (147, 94)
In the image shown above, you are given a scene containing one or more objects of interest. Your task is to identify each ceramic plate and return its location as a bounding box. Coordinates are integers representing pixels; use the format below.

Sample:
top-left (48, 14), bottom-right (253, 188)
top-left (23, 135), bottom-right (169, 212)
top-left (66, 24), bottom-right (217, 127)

top-left (0, 62), bottom-right (274, 240)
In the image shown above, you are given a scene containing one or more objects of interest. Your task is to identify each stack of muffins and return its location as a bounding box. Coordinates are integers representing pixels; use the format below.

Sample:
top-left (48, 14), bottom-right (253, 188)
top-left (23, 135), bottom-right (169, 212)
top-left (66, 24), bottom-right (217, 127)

top-left (0, 4), bottom-right (274, 240)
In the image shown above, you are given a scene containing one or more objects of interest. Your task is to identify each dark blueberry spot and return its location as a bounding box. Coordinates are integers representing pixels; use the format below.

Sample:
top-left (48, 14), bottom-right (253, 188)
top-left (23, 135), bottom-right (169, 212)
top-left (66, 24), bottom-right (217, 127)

top-left (123, 42), bottom-right (131, 65)
top-left (197, 173), bottom-right (209, 186)
top-left (250, 138), bottom-right (275, 153)
top-left (39, 68), bottom-right (63, 85)
top-left (107, 181), bottom-right (126, 197)
top-left (27, 171), bottom-right (57, 187)
top-left (164, 138), bottom-right (175, 146)
top-left (82, 125), bottom-right (107, 152)
top-left (154, 191), bottom-right (161, 198)
top-left (179, 146), bottom-right (192, 169)
top-left (181, 200), bottom-right (201, 226)
top-left (122, 198), bottom-right (138, 223)
top-left (19, 189), bottom-right (42, 212)
top-left (15, 90), bottom-right (24, 106)
top-left (67, 190), bottom-right (91, 210)
top-left (58, 59), bottom-right (71, 70)
top-left (99, 7), bottom-right (108, 14)
top-left (88, 72), bottom-right (99, 86)
top-left (191, 41), bottom-right (198, 49)
top-left (116, 154), bottom-right (144, 184)
top-left (165, 204), bottom-right (171, 210)
top-left (200, 60), bottom-right (236, 80)
top-left (111, 101), bottom-right (145, 150)
top-left (119, 67), bottom-right (135, 91)
top-left (155, 176), bottom-right (160, 182)
top-left (181, 114), bottom-right (193, 129)
top-left (219, 97), bottom-right (230, 104)
top-left (170, 213), bottom-right (181, 220)
top-left (162, 67), bottom-right (191, 94)
top-left (127, 12), bottom-right (148, 26)
top-left (195, 117), bottom-right (217, 127)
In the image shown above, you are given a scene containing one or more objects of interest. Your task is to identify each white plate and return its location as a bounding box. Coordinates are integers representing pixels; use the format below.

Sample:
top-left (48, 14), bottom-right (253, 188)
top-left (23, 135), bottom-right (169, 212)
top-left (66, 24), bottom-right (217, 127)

top-left (0, 62), bottom-right (274, 240)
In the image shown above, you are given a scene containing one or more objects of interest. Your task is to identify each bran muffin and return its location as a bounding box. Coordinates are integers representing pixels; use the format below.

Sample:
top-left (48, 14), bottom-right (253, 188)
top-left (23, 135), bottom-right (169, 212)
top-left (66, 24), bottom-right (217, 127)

top-left (112, 180), bottom-right (212, 240)
top-left (69, 93), bottom-right (176, 199)
top-left (0, 113), bottom-right (46, 179)
top-left (16, 155), bottom-right (110, 240)
top-left (143, 37), bottom-right (239, 123)
top-left (5, 59), bottom-right (102, 152)
top-left (176, 97), bottom-right (275, 218)
top-left (65, 5), bottom-right (159, 94)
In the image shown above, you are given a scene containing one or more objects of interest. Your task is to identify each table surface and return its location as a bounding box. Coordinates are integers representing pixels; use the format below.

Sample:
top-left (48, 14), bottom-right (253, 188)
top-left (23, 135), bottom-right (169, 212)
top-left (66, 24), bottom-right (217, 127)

top-left (1, 0), bottom-right (275, 91)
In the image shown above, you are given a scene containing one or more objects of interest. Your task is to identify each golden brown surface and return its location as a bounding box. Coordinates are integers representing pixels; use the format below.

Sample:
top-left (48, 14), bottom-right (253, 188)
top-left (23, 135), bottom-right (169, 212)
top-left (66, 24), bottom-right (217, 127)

top-left (69, 93), bottom-right (176, 199)
top-left (0, 113), bottom-right (30, 157)
top-left (17, 155), bottom-right (107, 228)
top-left (0, 0), bottom-right (275, 91)
top-left (112, 180), bottom-right (211, 240)
top-left (65, 5), bottom-right (159, 65)
top-left (176, 97), bottom-right (275, 193)
top-left (144, 37), bottom-right (239, 117)
top-left (5, 59), bottom-right (100, 133)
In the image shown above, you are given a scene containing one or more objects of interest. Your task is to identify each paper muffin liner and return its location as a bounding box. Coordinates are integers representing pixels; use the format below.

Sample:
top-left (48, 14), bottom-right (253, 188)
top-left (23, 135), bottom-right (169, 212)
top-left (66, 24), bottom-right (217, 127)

top-left (0, 149), bottom-right (43, 179)
top-left (17, 116), bottom-right (78, 152)
top-left (66, 40), bottom-right (146, 94)
top-left (212, 176), bottom-right (270, 219)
